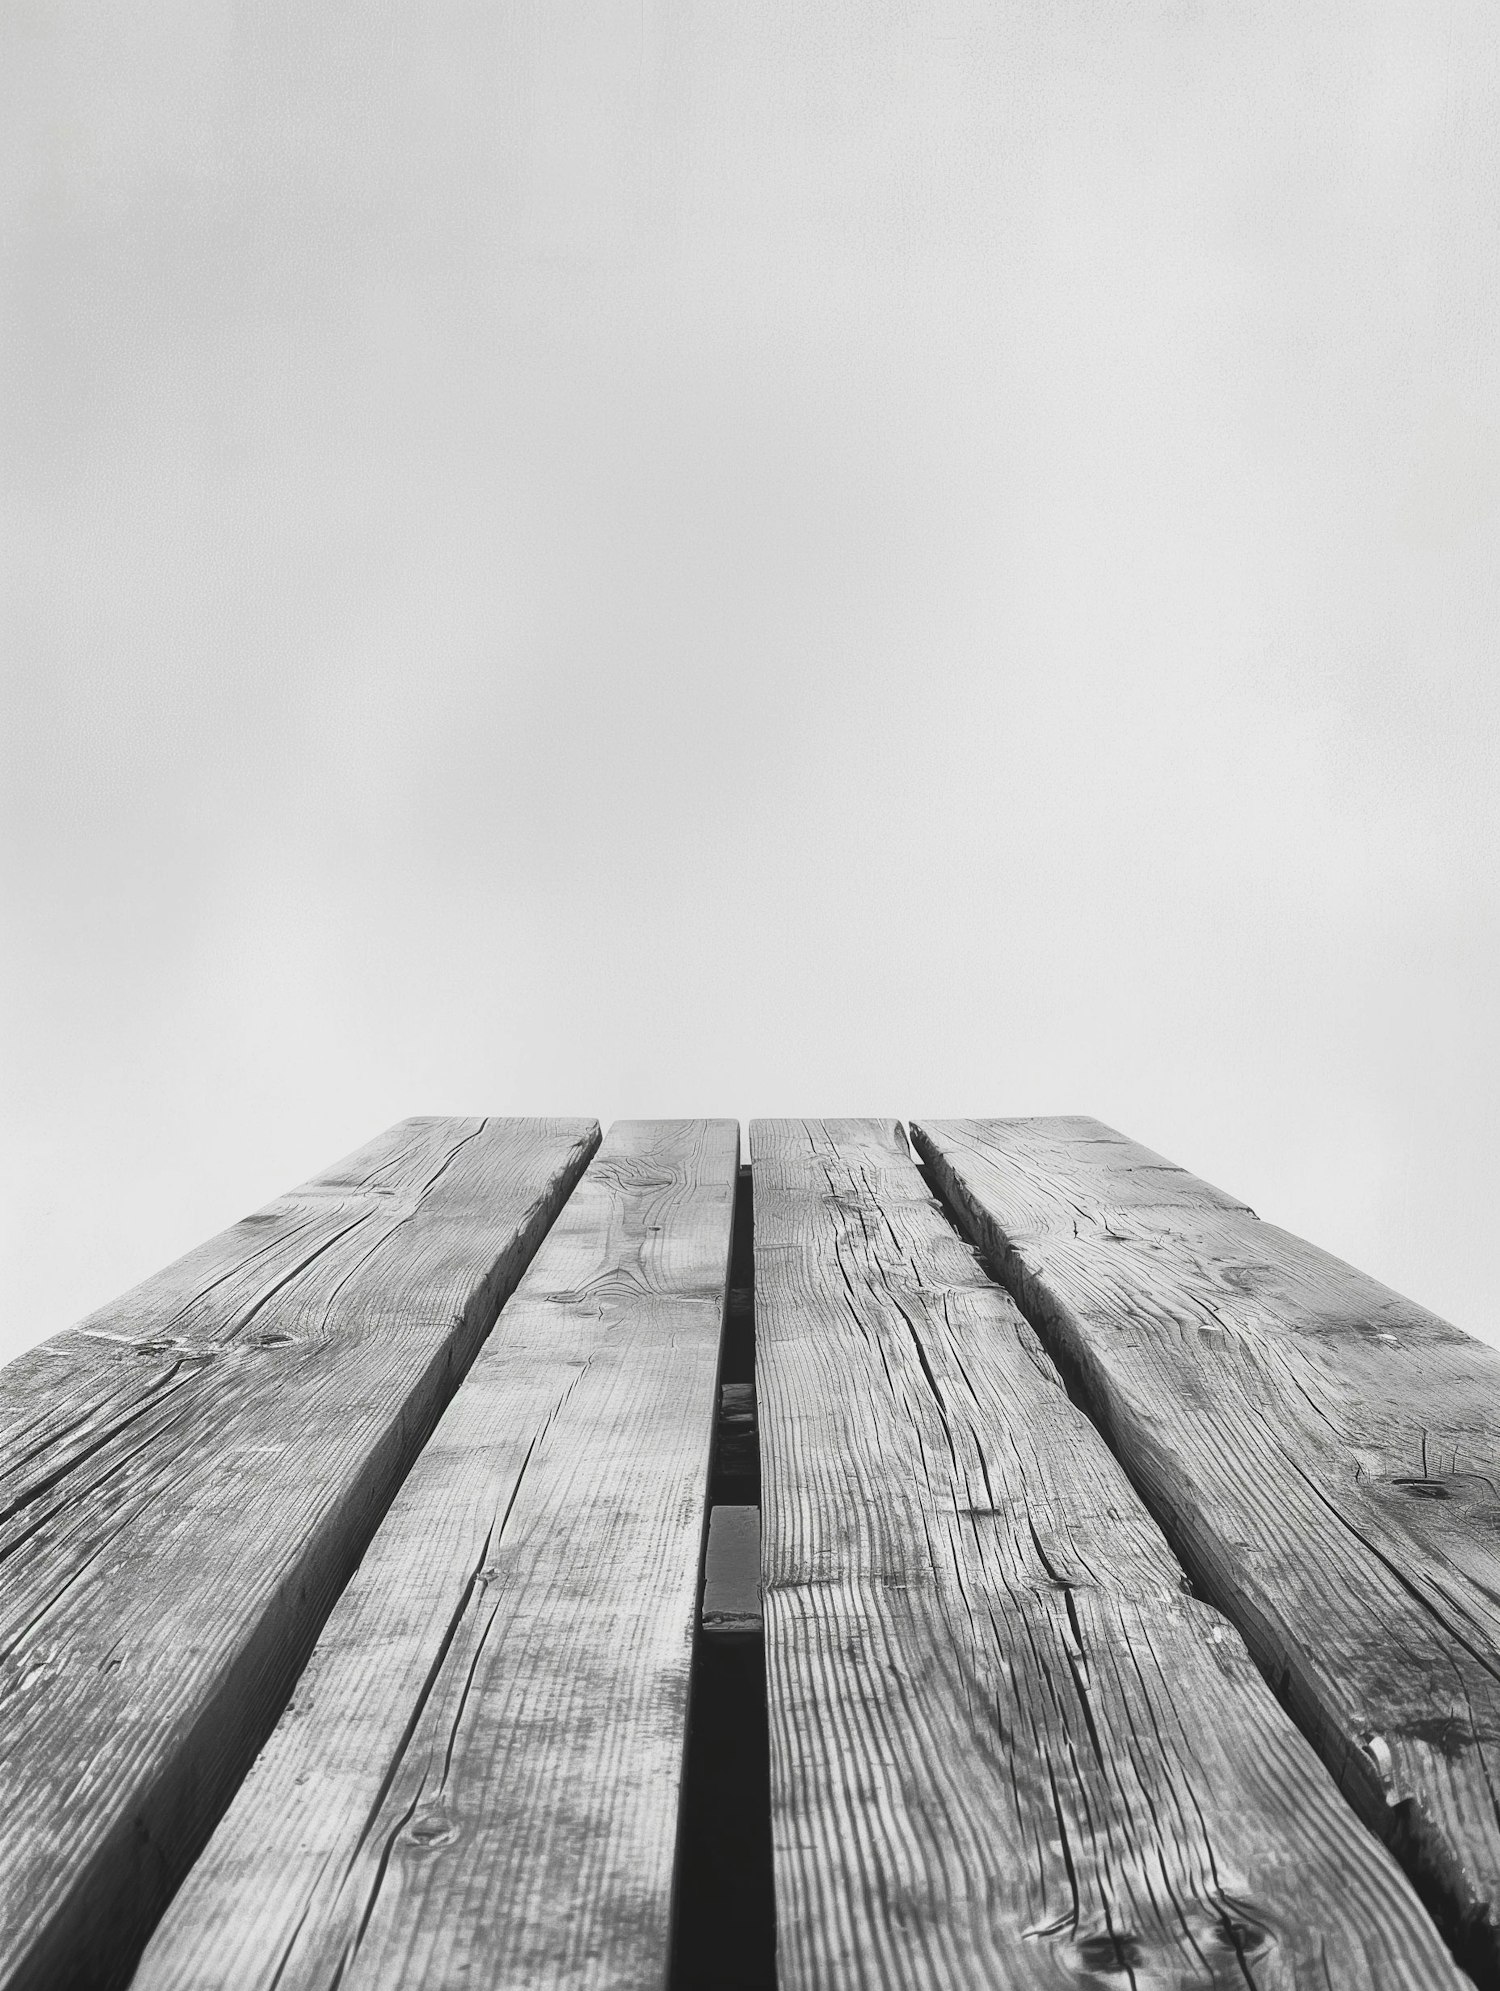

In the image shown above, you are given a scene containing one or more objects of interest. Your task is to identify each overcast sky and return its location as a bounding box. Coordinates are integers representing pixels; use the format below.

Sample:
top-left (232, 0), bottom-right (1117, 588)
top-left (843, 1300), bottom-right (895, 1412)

top-left (3, 0), bottom-right (1498, 1364)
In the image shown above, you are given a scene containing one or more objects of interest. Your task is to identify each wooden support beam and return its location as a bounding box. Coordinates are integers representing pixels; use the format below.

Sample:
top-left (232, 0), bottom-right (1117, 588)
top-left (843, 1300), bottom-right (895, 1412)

top-left (753, 1117), bottom-right (1464, 1989)
top-left (702, 1503), bottom-right (763, 1638)
top-left (134, 1119), bottom-right (737, 1991)
top-left (0, 1116), bottom-right (598, 1991)
top-left (913, 1114), bottom-right (1500, 1984)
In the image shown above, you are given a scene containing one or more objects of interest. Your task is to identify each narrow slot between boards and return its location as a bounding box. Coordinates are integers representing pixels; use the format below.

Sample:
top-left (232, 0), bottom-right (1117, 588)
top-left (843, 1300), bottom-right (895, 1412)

top-left (670, 1161), bottom-right (777, 1991)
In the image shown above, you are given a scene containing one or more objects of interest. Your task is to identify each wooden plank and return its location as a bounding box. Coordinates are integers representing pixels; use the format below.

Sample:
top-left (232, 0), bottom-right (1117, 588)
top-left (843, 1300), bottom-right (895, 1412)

top-left (702, 1504), bottom-right (763, 1637)
top-left (134, 1118), bottom-right (738, 1991)
top-left (913, 1114), bottom-right (1500, 1983)
top-left (751, 1117), bottom-right (1465, 1989)
top-left (0, 1116), bottom-right (598, 1991)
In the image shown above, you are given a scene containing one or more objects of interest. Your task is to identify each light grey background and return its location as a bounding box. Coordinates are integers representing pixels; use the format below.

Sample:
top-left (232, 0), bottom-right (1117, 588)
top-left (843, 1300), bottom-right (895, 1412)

top-left (3, 0), bottom-right (1497, 1364)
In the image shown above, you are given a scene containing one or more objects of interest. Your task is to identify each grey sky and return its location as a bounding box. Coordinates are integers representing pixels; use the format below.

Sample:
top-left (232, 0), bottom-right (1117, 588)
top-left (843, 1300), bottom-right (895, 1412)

top-left (3, 0), bottom-right (1498, 1363)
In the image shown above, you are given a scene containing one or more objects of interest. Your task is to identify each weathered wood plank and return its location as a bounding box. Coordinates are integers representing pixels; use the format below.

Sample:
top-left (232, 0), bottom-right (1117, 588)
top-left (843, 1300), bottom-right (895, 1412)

top-left (134, 1119), bottom-right (738, 1991)
top-left (702, 1504), bottom-right (763, 1637)
top-left (0, 1116), bottom-right (598, 1991)
top-left (752, 1117), bottom-right (1465, 1989)
top-left (913, 1114), bottom-right (1500, 1983)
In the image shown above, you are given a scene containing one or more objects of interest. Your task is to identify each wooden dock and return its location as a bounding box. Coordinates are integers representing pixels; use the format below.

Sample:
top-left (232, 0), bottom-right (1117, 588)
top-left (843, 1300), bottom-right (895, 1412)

top-left (3, 1116), bottom-right (1497, 1988)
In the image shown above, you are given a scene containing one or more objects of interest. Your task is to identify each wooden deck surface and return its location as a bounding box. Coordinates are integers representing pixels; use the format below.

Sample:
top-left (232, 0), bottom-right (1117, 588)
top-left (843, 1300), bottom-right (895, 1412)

top-left (0, 1117), bottom-right (597, 1991)
top-left (2, 1110), bottom-right (1498, 1989)
top-left (752, 1117), bottom-right (1465, 1989)
top-left (914, 1115), bottom-right (1500, 1982)
top-left (135, 1119), bottom-right (737, 1991)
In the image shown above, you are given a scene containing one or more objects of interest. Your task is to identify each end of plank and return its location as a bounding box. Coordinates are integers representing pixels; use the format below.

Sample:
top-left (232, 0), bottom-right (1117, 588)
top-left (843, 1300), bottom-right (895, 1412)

top-left (701, 1504), bottom-right (762, 1639)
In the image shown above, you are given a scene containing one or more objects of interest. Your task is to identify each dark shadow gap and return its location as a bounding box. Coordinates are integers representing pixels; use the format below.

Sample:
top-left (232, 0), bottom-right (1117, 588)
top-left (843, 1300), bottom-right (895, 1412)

top-left (670, 1161), bottom-right (777, 1991)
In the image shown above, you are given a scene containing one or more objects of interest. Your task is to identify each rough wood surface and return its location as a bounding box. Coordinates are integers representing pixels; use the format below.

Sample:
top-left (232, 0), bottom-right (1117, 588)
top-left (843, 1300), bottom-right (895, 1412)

top-left (0, 1116), bottom-right (598, 1991)
top-left (134, 1119), bottom-right (738, 1991)
top-left (751, 1117), bottom-right (1465, 1989)
top-left (913, 1114), bottom-right (1500, 1984)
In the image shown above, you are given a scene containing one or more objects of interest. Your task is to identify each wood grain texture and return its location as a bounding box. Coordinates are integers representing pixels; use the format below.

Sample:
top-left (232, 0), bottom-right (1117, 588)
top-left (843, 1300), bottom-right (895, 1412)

top-left (134, 1119), bottom-right (738, 1991)
top-left (0, 1116), bottom-right (598, 1991)
top-left (752, 1117), bottom-right (1465, 1990)
top-left (913, 1114), bottom-right (1500, 1984)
